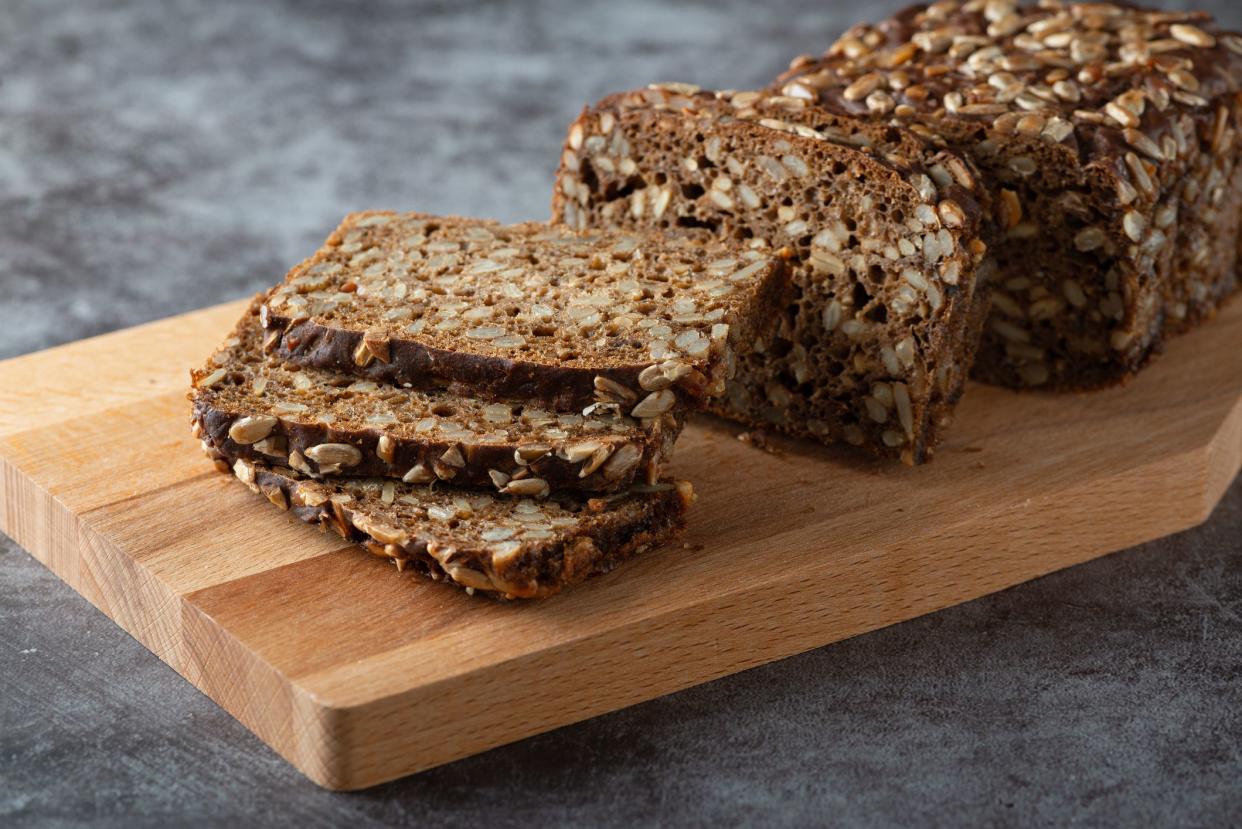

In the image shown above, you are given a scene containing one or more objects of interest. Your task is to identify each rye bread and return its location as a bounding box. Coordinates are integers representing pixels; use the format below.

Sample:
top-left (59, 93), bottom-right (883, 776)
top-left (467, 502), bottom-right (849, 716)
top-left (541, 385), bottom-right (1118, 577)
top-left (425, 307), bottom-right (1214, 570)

top-left (191, 301), bottom-right (681, 495)
top-left (772, 2), bottom-right (1242, 389)
top-left (261, 212), bottom-right (790, 415)
top-left (202, 440), bottom-right (693, 600)
top-left (553, 85), bottom-right (993, 463)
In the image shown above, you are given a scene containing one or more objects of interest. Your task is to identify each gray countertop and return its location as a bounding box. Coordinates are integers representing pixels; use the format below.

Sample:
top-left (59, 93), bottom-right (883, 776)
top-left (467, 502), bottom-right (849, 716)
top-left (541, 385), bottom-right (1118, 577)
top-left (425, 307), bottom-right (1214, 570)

top-left (2, 1), bottom-right (1241, 825)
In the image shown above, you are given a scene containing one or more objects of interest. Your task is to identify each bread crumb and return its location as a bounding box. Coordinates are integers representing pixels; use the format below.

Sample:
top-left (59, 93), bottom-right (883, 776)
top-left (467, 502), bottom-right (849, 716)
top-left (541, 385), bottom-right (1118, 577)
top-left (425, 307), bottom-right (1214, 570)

top-left (736, 429), bottom-right (783, 456)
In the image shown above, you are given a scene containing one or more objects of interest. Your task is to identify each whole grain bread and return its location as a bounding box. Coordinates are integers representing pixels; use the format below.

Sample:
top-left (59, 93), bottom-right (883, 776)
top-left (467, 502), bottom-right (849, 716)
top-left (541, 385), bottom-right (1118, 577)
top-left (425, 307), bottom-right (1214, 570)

top-left (261, 212), bottom-right (790, 415)
top-left (201, 439), bottom-right (693, 600)
top-left (553, 85), bottom-right (993, 463)
top-left (772, 1), bottom-right (1242, 389)
top-left (191, 302), bottom-right (681, 494)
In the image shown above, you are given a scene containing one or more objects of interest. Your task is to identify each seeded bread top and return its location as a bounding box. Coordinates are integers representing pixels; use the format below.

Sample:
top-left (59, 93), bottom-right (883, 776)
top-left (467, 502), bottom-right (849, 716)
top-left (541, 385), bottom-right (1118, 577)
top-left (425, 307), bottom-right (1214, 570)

top-left (582, 83), bottom-right (988, 225)
top-left (590, 83), bottom-right (975, 184)
top-left (262, 212), bottom-right (789, 411)
top-left (773, 1), bottom-right (1242, 167)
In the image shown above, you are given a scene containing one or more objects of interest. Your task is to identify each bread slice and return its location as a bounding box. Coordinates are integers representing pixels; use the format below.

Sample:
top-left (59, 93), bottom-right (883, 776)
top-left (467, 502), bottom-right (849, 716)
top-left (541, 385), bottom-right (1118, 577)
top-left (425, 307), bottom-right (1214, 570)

top-left (201, 440), bottom-right (693, 599)
top-left (771, 3), bottom-right (1242, 390)
top-left (191, 302), bottom-right (681, 494)
top-left (553, 85), bottom-right (993, 463)
top-left (261, 212), bottom-right (790, 415)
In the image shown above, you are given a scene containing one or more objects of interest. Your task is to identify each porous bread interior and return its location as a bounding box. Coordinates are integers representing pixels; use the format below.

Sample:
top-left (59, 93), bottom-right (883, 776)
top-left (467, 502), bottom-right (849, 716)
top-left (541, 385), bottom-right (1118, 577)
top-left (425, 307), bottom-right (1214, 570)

top-left (265, 212), bottom-right (779, 373)
top-left (857, 111), bottom-right (1242, 388)
top-left (196, 312), bottom-right (655, 449)
top-left (914, 120), bottom-right (1153, 387)
top-left (971, 134), bottom-right (1149, 386)
top-left (955, 109), bottom-right (1242, 388)
top-left (1166, 127), bottom-right (1242, 331)
top-left (557, 96), bottom-right (987, 460)
top-left (715, 94), bottom-right (1109, 391)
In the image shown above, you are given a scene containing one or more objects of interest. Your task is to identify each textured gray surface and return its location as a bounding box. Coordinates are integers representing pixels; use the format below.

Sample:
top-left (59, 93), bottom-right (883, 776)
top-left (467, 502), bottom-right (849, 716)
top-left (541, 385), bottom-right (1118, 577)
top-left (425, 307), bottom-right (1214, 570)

top-left (2, 0), bottom-right (1241, 826)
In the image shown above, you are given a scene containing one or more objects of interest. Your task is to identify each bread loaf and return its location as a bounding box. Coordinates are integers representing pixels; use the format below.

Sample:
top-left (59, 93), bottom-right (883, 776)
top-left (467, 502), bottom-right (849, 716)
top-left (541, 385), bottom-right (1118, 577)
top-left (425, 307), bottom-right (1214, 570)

top-left (553, 86), bottom-right (992, 463)
top-left (262, 211), bottom-right (790, 415)
top-left (772, 1), bottom-right (1242, 389)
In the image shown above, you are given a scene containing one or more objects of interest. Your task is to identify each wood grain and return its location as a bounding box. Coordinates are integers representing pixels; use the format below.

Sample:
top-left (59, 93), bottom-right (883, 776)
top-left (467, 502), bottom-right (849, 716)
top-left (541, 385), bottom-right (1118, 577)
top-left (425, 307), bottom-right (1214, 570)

top-left (2, 297), bottom-right (1240, 789)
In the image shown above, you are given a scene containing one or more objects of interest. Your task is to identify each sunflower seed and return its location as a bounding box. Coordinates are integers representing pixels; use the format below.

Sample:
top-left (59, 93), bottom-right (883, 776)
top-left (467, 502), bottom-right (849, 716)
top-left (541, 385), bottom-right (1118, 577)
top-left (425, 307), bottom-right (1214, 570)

top-left (305, 443), bottom-right (362, 467)
top-left (579, 444), bottom-right (614, 477)
top-left (503, 478), bottom-right (550, 498)
top-left (377, 435), bottom-right (396, 464)
top-left (403, 463), bottom-right (433, 484)
top-left (515, 443), bottom-right (552, 464)
top-left (630, 389), bottom-right (676, 419)
top-left (228, 416), bottom-right (278, 445)
top-left (601, 442), bottom-right (642, 481)
top-left (198, 368), bottom-right (227, 388)
top-left (594, 375), bottom-right (638, 404)
top-left (1170, 23), bottom-right (1214, 48)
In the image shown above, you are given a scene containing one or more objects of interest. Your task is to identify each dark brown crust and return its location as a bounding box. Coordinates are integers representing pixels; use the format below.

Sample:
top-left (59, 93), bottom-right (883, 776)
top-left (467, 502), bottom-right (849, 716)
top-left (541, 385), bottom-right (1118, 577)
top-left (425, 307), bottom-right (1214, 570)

top-left (268, 310), bottom-right (672, 411)
top-left (190, 396), bottom-right (680, 493)
top-left (215, 453), bottom-right (691, 600)
top-left (263, 256), bottom-right (792, 413)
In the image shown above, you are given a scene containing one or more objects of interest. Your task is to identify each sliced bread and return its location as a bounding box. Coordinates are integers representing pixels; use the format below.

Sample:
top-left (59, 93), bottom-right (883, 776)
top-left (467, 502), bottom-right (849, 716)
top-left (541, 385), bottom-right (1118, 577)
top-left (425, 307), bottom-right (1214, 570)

top-left (202, 441), bottom-right (693, 600)
top-left (553, 85), bottom-right (993, 463)
top-left (191, 301), bottom-right (681, 494)
top-left (261, 212), bottom-right (790, 414)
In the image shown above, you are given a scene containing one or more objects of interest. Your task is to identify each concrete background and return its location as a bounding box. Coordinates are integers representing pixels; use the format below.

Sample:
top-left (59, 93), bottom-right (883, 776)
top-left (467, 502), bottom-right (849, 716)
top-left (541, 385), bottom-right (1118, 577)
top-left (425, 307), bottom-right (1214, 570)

top-left (2, 0), bottom-right (1241, 825)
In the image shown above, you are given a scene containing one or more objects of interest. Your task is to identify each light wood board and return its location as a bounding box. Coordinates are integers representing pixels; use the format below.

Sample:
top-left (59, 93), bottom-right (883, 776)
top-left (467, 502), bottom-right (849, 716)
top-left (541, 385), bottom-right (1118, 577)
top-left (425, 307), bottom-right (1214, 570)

top-left (2, 297), bottom-right (1240, 790)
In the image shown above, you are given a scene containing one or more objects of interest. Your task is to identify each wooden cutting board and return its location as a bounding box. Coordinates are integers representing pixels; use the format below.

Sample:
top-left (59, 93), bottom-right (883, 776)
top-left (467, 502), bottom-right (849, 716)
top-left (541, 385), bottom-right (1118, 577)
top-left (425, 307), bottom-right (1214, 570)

top-left (3, 297), bottom-right (1241, 790)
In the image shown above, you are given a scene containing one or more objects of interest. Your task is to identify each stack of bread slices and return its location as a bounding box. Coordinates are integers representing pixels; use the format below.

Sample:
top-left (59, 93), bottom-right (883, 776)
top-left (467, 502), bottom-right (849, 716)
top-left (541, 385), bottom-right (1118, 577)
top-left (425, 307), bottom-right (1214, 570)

top-left (191, 212), bottom-right (790, 598)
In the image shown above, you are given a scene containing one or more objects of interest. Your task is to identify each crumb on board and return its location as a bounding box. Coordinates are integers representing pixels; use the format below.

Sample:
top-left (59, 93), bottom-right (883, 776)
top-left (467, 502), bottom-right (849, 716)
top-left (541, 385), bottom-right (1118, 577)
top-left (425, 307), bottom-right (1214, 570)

top-left (736, 429), bottom-right (783, 456)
